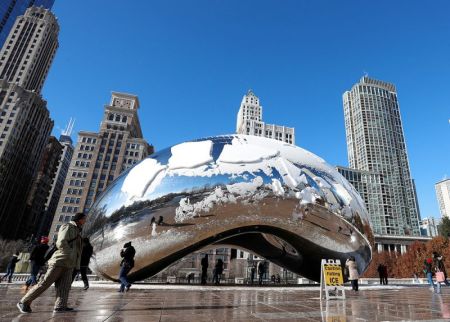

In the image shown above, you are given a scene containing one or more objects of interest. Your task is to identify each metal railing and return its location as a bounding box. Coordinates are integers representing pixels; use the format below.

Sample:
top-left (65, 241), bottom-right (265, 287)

top-left (0, 273), bottom-right (432, 286)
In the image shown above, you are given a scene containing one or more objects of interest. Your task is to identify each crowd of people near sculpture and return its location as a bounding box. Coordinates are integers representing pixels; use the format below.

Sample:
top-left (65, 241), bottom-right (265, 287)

top-left (2, 211), bottom-right (449, 314)
top-left (7, 211), bottom-right (137, 314)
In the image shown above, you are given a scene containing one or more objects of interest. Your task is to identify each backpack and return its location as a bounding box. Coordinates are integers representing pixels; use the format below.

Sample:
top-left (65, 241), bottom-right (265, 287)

top-left (43, 236), bottom-right (78, 262)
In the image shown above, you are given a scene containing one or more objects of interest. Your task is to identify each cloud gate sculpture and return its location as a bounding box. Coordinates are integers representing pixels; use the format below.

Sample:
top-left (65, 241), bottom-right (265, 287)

top-left (83, 135), bottom-right (373, 282)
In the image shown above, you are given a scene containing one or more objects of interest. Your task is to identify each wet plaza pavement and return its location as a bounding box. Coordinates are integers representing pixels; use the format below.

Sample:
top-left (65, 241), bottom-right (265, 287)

top-left (1, 282), bottom-right (450, 321)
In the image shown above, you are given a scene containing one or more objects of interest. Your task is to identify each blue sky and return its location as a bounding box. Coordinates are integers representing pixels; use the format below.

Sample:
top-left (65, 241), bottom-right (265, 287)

top-left (43, 0), bottom-right (449, 219)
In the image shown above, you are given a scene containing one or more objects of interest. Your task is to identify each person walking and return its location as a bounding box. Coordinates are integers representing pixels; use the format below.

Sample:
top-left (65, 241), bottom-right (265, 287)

top-left (377, 264), bottom-right (384, 285)
top-left (382, 264), bottom-right (388, 285)
top-left (345, 256), bottom-right (359, 292)
top-left (17, 213), bottom-right (85, 313)
top-left (72, 237), bottom-right (93, 290)
top-left (1, 252), bottom-right (20, 283)
top-left (201, 254), bottom-right (208, 285)
top-left (258, 261), bottom-right (266, 286)
top-left (424, 257), bottom-right (435, 291)
top-left (250, 264), bottom-right (256, 285)
top-left (118, 241), bottom-right (135, 292)
top-left (24, 237), bottom-right (49, 290)
top-left (212, 259), bottom-right (224, 285)
top-left (433, 252), bottom-right (450, 286)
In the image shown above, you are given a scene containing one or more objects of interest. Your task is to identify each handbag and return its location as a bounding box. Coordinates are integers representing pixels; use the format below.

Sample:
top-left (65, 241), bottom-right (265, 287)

top-left (436, 271), bottom-right (446, 283)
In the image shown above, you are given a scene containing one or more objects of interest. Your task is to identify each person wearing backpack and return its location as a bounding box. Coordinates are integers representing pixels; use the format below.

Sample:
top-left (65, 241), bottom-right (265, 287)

top-left (24, 237), bottom-right (49, 291)
top-left (17, 213), bottom-right (85, 314)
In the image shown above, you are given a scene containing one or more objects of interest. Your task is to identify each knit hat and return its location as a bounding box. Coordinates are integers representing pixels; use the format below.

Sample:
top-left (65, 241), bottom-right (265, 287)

top-left (73, 212), bottom-right (86, 222)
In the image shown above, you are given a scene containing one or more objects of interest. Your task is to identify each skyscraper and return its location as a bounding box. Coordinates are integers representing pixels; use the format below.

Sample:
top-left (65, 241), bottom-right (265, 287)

top-left (343, 76), bottom-right (421, 236)
top-left (420, 217), bottom-right (438, 237)
top-left (0, 6), bottom-right (58, 94)
top-left (236, 90), bottom-right (295, 144)
top-left (20, 135), bottom-right (62, 240)
top-left (336, 166), bottom-right (385, 233)
top-left (38, 126), bottom-right (75, 237)
top-left (0, 0), bottom-right (54, 48)
top-left (435, 179), bottom-right (450, 218)
top-left (0, 6), bottom-right (58, 239)
top-left (48, 92), bottom-right (153, 241)
top-left (0, 82), bottom-right (53, 239)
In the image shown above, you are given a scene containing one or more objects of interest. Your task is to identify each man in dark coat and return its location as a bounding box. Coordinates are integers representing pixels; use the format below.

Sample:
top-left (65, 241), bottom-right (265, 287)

top-left (72, 238), bottom-right (93, 290)
top-left (118, 242), bottom-right (135, 292)
top-left (201, 254), bottom-right (208, 285)
top-left (1, 252), bottom-right (20, 283)
top-left (377, 263), bottom-right (388, 285)
top-left (25, 237), bottom-right (49, 290)
top-left (258, 261), bottom-right (266, 285)
top-left (250, 264), bottom-right (256, 285)
top-left (382, 265), bottom-right (388, 285)
top-left (213, 259), bottom-right (224, 285)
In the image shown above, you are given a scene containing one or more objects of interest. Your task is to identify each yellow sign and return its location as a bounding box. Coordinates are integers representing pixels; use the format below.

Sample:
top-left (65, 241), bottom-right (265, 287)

top-left (323, 264), bottom-right (344, 286)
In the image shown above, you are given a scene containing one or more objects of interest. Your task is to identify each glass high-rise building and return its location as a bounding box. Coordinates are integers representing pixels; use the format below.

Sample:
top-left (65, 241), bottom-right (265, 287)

top-left (435, 179), bottom-right (450, 218)
top-left (343, 76), bottom-right (421, 236)
top-left (0, 0), bottom-right (54, 48)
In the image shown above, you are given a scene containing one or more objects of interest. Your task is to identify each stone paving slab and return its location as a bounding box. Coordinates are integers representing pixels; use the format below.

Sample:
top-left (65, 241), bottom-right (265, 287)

top-left (1, 281), bottom-right (450, 321)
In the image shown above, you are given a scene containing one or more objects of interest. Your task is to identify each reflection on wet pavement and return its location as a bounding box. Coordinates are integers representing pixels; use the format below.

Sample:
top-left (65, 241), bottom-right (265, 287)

top-left (1, 283), bottom-right (450, 321)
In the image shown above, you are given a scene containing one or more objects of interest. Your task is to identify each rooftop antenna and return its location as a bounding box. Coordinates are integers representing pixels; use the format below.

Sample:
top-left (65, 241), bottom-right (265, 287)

top-left (62, 118), bottom-right (75, 136)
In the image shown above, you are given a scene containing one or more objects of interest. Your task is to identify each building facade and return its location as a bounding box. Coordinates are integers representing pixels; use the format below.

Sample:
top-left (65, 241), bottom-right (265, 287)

top-left (420, 217), bottom-right (438, 237)
top-left (336, 166), bottom-right (384, 233)
top-left (343, 76), bottom-right (421, 237)
top-left (236, 90), bottom-right (295, 144)
top-left (48, 92), bottom-right (153, 241)
top-left (20, 135), bottom-right (62, 240)
top-left (0, 82), bottom-right (53, 238)
top-left (0, 0), bottom-right (54, 48)
top-left (0, 6), bottom-right (57, 239)
top-left (435, 179), bottom-right (450, 218)
top-left (37, 132), bottom-right (74, 237)
top-left (0, 6), bottom-right (58, 94)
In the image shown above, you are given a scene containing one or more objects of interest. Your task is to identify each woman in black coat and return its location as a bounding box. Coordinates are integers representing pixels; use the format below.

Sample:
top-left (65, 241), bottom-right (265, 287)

top-left (72, 238), bottom-right (93, 290)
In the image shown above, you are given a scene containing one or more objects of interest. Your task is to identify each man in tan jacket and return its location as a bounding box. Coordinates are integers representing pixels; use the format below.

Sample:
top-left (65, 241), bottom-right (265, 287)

top-left (17, 213), bottom-right (86, 313)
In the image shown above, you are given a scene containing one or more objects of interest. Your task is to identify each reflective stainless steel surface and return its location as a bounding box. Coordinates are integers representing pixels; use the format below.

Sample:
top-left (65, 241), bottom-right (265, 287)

top-left (83, 135), bottom-right (373, 282)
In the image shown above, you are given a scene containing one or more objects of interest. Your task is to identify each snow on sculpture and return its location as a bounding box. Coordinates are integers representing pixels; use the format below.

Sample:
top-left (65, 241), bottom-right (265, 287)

top-left (83, 135), bottom-right (373, 282)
